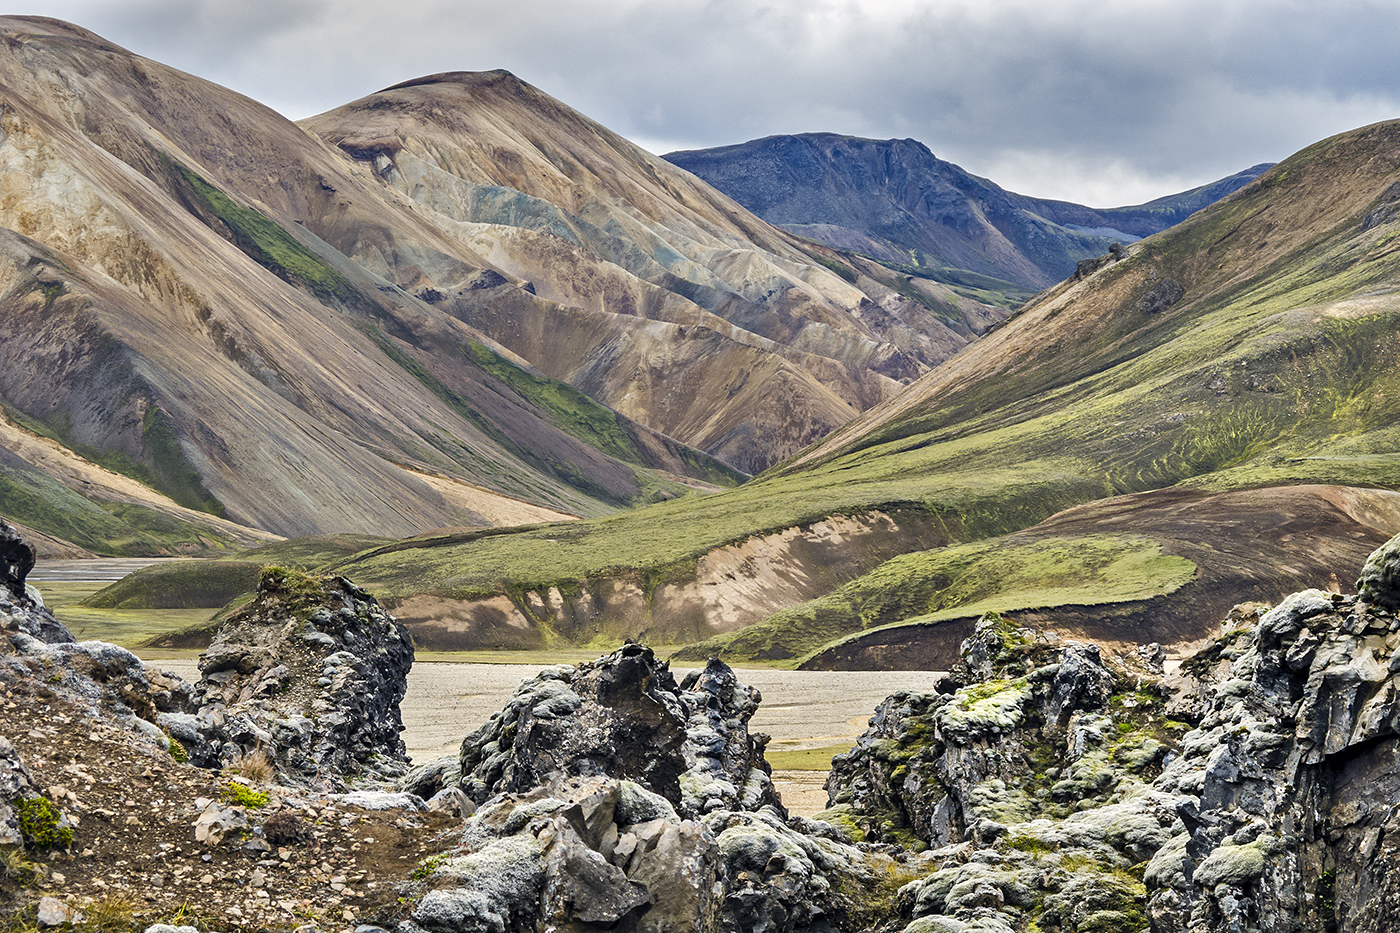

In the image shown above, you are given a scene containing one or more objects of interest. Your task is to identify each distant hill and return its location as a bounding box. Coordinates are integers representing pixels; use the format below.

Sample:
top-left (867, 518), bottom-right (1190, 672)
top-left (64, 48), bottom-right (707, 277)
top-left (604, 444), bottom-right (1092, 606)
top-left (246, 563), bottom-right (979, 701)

top-left (665, 133), bottom-right (1271, 289)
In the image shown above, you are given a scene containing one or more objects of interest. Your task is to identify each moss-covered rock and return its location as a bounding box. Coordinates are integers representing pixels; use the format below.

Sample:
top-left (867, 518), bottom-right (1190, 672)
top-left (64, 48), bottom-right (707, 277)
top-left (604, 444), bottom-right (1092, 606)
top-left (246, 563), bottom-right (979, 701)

top-left (1357, 532), bottom-right (1400, 611)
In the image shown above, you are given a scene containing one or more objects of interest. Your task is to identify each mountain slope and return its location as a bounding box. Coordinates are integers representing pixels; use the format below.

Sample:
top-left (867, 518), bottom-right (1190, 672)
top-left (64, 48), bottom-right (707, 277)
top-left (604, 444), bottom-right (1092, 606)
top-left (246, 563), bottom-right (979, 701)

top-left (299, 74), bottom-right (1007, 470)
top-left (0, 17), bottom-right (1003, 550)
top-left (317, 119), bottom-right (1400, 659)
top-left (0, 17), bottom-right (742, 544)
top-left (664, 133), bottom-right (1269, 290)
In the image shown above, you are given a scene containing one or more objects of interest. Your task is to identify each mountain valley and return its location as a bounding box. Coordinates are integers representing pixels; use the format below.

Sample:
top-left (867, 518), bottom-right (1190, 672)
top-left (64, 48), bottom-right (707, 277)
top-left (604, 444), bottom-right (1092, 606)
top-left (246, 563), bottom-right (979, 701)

top-left (0, 16), bottom-right (1000, 557)
top-left (235, 116), bottom-right (1400, 666)
top-left (0, 16), bottom-right (1398, 677)
top-left (6, 13), bottom-right (1400, 933)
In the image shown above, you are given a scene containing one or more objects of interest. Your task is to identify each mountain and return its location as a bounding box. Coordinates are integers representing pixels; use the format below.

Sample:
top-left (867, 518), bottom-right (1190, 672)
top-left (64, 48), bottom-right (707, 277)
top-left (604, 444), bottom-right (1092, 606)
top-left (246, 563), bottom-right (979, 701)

top-left (664, 133), bottom-right (1271, 290)
top-left (263, 118), bottom-right (1400, 660)
top-left (0, 17), bottom-right (1005, 553)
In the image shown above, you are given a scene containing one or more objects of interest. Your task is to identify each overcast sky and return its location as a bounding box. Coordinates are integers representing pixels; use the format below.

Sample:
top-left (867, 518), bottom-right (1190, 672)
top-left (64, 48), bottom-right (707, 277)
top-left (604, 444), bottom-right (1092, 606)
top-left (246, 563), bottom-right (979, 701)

top-left (20, 0), bottom-right (1400, 206)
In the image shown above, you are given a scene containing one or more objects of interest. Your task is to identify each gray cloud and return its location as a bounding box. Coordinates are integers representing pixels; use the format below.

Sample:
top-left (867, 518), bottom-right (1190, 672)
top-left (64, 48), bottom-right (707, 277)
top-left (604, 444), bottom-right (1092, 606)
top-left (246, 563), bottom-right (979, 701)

top-left (20, 0), bottom-right (1400, 205)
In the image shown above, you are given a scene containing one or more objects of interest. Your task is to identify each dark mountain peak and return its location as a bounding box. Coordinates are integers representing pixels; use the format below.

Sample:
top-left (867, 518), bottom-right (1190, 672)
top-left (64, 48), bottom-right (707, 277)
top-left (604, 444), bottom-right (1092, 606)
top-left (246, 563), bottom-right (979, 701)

top-left (667, 132), bottom-right (1271, 289)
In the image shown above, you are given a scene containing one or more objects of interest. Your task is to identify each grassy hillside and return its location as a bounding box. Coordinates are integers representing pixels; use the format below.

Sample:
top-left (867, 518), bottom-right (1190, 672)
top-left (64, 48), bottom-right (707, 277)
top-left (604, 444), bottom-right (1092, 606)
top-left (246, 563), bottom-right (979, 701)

top-left (674, 534), bottom-right (1196, 663)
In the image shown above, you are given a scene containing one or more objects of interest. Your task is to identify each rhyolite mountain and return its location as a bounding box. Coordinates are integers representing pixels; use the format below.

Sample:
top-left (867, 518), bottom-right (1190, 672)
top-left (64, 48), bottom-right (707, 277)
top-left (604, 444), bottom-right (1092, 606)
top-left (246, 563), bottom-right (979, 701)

top-left (665, 132), bottom-right (1271, 290)
top-left (0, 17), bottom-right (1005, 553)
top-left (216, 117), bottom-right (1400, 663)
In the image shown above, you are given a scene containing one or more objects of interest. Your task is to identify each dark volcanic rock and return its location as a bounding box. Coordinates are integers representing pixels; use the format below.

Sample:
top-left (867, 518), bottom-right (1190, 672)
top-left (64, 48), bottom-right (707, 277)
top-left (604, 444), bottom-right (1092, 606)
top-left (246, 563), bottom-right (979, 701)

top-left (820, 532), bottom-right (1400, 933)
top-left (1, 544), bottom-right (189, 740)
top-left (160, 568), bottom-right (414, 788)
top-left (1134, 276), bottom-right (1185, 314)
top-left (1144, 535), bottom-right (1400, 932)
top-left (823, 615), bottom-right (1157, 850)
top-left (0, 520), bottom-right (73, 644)
top-left (0, 517), bottom-right (34, 606)
top-left (401, 776), bottom-right (723, 933)
top-left (457, 646), bottom-right (781, 818)
top-left (1357, 532), bottom-right (1400, 610)
top-left (418, 647), bottom-right (884, 933)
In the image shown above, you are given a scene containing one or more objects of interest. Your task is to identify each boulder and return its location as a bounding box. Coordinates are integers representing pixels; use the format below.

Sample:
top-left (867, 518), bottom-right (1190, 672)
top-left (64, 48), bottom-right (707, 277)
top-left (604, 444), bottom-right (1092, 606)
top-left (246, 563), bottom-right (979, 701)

top-left (823, 613), bottom-right (1145, 848)
top-left (405, 770), bottom-right (874, 933)
top-left (0, 518), bottom-right (35, 606)
top-left (426, 649), bottom-right (885, 933)
top-left (1357, 532), bottom-right (1400, 611)
top-left (158, 567), bottom-right (414, 788)
top-left (457, 645), bottom-right (781, 818)
top-left (0, 519), bottom-right (73, 645)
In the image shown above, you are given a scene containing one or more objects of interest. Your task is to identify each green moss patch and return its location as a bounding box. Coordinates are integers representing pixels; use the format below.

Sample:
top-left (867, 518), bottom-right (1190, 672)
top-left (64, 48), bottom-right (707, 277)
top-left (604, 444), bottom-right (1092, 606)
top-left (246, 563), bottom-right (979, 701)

top-left (463, 340), bottom-right (645, 468)
top-left (0, 464), bottom-right (237, 557)
top-left (222, 781), bottom-right (269, 809)
top-left (16, 797), bottom-right (72, 849)
top-left (169, 160), bottom-right (357, 306)
top-left (255, 566), bottom-right (335, 618)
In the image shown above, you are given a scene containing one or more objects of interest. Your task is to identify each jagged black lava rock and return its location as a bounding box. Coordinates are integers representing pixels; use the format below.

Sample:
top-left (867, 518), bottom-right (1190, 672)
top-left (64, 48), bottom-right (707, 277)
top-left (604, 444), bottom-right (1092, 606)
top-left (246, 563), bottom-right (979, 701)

top-left (458, 645), bottom-right (781, 819)
top-left (160, 568), bottom-right (413, 788)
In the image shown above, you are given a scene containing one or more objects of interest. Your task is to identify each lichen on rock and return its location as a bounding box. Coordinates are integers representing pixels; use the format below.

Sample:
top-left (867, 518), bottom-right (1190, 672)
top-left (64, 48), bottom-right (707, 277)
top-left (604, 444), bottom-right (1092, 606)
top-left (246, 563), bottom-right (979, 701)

top-left (817, 531), bottom-right (1400, 933)
top-left (159, 567), bottom-right (414, 789)
top-left (455, 645), bottom-right (781, 818)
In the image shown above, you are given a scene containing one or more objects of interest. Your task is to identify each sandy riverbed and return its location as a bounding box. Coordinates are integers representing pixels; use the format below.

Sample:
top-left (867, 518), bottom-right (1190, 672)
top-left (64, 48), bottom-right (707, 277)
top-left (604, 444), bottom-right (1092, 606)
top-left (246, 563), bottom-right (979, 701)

top-left (154, 659), bottom-right (942, 815)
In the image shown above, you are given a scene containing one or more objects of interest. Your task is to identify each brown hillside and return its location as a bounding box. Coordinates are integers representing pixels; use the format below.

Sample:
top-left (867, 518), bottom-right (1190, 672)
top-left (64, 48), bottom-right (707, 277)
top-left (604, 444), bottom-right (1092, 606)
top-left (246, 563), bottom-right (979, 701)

top-left (0, 17), bottom-right (1005, 548)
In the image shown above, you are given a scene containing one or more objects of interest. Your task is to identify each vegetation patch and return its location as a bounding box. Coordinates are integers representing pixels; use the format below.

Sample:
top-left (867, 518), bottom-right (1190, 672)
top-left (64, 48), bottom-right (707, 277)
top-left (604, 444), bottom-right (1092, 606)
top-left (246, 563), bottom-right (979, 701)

top-left (16, 796), bottom-right (72, 849)
top-left (138, 405), bottom-right (225, 515)
top-left (0, 463), bottom-right (236, 557)
top-left (169, 159), bottom-right (358, 307)
top-left (366, 327), bottom-right (636, 510)
top-left (685, 534), bottom-right (1195, 663)
top-left (255, 566), bottom-right (335, 619)
top-left (44, 581), bottom-right (224, 649)
top-left (463, 340), bottom-right (647, 467)
top-left (234, 534), bottom-right (393, 569)
top-left (80, 560), bottom-right (260, 609)
top-left (222, 781), bottom-right (269, 809)
top-left (326, 466), bottom-right (1101, 606)
top-left (764, 743), bottom-right (851, 771)
top-left (809, 253), bottom-right (858, 284)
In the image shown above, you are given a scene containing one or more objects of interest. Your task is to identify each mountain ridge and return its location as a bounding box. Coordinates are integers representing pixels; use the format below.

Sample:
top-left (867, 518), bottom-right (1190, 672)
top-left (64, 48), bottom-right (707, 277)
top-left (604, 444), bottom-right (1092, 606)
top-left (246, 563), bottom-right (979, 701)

top-left (664, 132), bottom-right (1271, 289)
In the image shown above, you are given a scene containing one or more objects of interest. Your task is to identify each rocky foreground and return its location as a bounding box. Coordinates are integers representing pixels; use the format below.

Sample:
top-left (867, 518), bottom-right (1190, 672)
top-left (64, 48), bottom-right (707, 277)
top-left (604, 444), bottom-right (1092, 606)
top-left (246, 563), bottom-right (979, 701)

top-left (4, 512), bottom-right (1400, 931)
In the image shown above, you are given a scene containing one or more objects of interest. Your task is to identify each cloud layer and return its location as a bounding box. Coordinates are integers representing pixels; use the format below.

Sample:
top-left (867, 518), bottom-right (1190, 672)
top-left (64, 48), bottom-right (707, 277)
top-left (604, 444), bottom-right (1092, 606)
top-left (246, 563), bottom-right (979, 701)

top-left (20, 0), bottom-right (1400, 205)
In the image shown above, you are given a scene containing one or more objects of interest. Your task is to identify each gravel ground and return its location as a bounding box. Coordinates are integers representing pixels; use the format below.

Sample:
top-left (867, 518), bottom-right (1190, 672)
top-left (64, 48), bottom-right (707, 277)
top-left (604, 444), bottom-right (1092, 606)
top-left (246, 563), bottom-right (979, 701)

top-left (154, 660), bottom-right (944, 815)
